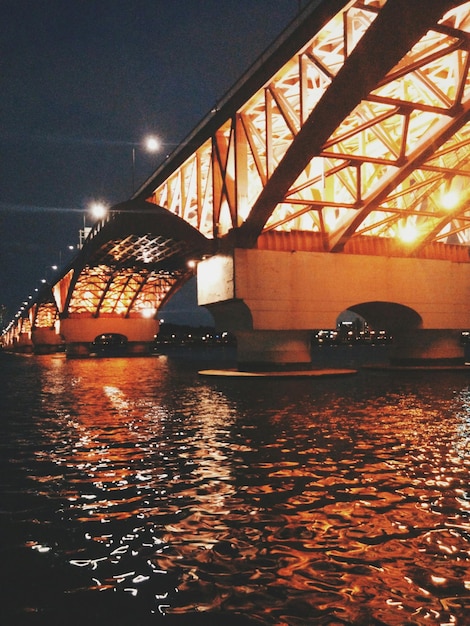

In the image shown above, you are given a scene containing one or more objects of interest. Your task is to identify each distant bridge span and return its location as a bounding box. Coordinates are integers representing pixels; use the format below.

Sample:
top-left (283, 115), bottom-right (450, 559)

top-left (3, 201), bottom-right (214, 356)
top-left (60, 200), bottom-right (214, 320)
top-left (4, 0), bottom-right (470, 364)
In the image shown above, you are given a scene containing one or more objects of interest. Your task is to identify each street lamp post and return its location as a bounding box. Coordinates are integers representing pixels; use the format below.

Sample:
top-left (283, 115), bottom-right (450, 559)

top-left (132, 136), bottom-right (160, 193)
top-left (132, 147), bottom-right (136, 194)
top-left (41, 265), bottom-right (58, 285)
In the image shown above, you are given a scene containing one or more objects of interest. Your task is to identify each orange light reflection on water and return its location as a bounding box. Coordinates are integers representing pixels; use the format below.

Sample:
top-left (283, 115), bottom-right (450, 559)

top-left (11, 357), bottom-right (470, 623)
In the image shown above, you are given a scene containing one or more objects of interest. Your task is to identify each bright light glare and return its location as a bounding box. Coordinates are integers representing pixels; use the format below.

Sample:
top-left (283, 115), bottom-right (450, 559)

top-left (145, 136), bottom-right (160, 152)
top-left (142, 308), bottom-right (156, 318)
top-left (397, 223), bottom-right (419, 243)
top-left (440, 189), bottom-right (460, 211)
top-left (89, 202), bottom-right (108, 220)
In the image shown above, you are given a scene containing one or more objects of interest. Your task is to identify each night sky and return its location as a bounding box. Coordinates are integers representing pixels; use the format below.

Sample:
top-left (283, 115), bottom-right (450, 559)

top-left (0, 0), bottom-right (301, 325)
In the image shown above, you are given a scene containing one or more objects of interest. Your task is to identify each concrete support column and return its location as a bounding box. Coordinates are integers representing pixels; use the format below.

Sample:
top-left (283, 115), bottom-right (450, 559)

top-left (236, 330), bottom-right (312, 370)
top-left (127, 342), bottom-right (154, 356)
top-left (197, 250), bottom-right (470, 369)
top-left (389, 329), bottom-right (464, 366)
top-left (13, 334), bottom-right (33, 354)
top-left (32, 328), bottom-right (65, 354)
top-left (66, 342), bottom-right (92, 358)
top-left (60, 317), bottom-right (159, 357)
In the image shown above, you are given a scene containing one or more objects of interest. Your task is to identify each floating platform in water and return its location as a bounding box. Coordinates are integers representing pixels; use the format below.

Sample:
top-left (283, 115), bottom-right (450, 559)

top-left (198, 368), bottom-right (357, 378)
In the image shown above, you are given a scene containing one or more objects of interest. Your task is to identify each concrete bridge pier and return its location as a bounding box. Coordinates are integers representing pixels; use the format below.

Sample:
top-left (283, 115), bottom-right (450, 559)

top-left (231, 328), bottom-right (465, 370)
top-left (32, 328), bottom-right (65, 354)
top-left (60, 317), bottom-right (159, 357)
top-left (236, 330), bottom-right (312, 370)
top-left (198, 249), bottom-right (470, 369)
top-left (2, 318), bottom-right (34, 353)
top-left (201, 297), bottom-right (313, 369)
top-left (12, 334), bottom-right (34, 354)
top-left (388, 329), bottom-right (464, 366)
top-left (64, 339), bottom-right (155, 358)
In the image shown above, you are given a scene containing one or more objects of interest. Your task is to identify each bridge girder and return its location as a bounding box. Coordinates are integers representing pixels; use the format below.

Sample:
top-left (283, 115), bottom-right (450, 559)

top-left (54, 200), bottom-right (214, 320)
top-left (141, 0), bottom-right (470, 258)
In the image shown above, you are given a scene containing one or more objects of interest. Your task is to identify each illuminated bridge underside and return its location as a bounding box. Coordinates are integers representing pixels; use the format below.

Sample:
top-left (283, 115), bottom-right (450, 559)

top-left (142, 0), bottom-right (470, 259)
top-left (58, 201), bottom-right (214, 319)
top-left (31, 300), bottom-right (59, 329)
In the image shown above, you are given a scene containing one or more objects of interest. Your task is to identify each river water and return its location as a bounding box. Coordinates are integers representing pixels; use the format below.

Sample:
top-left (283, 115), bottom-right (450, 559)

top-left (1, 349), bottom-right (470, 626)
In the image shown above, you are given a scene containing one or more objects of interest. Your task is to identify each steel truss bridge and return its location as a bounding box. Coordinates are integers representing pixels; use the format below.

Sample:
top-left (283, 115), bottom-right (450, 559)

top-left (139, 0), bottom-right (470, 260)
top-left (52, 202), bottom-right (213, 322)
top-left (3, 201), bottom-right (213, 350)
top-left (3, 0), bottom-right (470, 356)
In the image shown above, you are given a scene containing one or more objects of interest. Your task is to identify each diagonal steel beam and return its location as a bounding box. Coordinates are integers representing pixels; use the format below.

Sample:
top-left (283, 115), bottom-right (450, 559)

top-left (233, 0), bottom-right (461, 249)
top-left (330, 103), bottom-right (470, 251)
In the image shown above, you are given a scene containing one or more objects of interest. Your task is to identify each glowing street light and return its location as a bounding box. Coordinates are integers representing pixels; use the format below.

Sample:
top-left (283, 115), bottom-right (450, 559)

top-left (440, 189), bottom-right (460, 211)
top-left (78, 202), bottom-right (109, 249)
top-left (145, 136), bottom-right (160, 152)
top-left (397, 222), bottom-right (419, 244)
top-left (41, 264), bottom-right (59, 284)
top-left (89, 201), bottom-right (108, 221)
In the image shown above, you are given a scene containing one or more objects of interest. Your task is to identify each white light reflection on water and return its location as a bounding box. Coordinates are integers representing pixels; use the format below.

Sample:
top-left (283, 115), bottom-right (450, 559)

top-left (31, 357), bottom-right (242, 616)
top-left (1, 354), bottom-right (470, 625)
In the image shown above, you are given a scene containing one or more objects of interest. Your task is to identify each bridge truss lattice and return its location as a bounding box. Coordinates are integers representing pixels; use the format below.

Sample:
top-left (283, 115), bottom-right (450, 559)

top-left (141, 0), bottom-right (470, 260)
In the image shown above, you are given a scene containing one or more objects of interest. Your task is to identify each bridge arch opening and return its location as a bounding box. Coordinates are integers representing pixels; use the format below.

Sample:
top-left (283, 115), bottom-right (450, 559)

top-left (339, 301), bottom-right (423, 335)
top-left (90, 333), bottom-right (128, 355)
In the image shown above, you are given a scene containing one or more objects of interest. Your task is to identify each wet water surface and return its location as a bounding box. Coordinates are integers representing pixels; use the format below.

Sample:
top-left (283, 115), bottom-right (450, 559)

top-left (1, 352), bottom-right (470, 625)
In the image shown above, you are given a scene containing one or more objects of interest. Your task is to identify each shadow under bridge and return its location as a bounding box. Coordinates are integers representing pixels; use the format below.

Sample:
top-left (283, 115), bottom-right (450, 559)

top-left (53, 199), bottom-right (215, 356)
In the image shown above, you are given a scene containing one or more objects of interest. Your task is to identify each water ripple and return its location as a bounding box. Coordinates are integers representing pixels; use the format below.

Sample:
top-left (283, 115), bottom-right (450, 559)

top-left (1, 355), bottom-right (470, 624)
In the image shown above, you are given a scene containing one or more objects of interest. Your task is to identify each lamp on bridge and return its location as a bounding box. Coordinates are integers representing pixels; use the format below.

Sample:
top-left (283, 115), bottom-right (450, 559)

top-left (79, 202), bottom-right (109, 248)
top-left (132, 135), bottom-right (161, 193)
top-left (89, 201), bottom-right (108, 221)
top-left (40, 264), bottom-right (59, 285)
top-left (59, 244), bottom-right (76, 266)
top-left (440, 177), bottom-right (461, 212)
